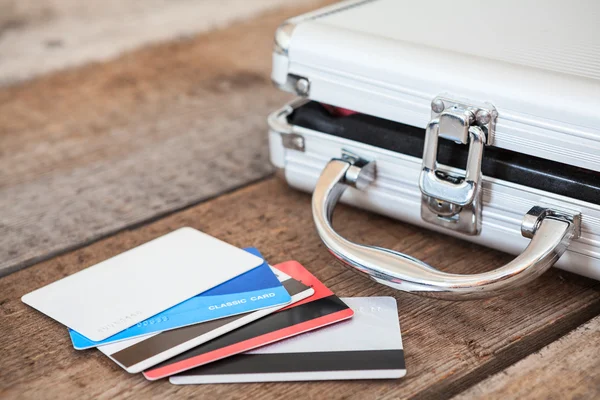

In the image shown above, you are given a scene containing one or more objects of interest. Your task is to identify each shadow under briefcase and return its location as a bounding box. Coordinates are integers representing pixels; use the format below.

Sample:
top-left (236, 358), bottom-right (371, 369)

top-left (267, 0), bottom-right (600, 299)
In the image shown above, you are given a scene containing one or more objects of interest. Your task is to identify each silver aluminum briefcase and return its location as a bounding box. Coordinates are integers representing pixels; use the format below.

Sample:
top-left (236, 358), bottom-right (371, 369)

top-left (268, 0), bottom-right (600, 299)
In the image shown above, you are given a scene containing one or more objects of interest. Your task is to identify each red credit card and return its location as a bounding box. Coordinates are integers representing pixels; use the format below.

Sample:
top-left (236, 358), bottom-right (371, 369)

top-left (143, 261), bottom-right (354, 380)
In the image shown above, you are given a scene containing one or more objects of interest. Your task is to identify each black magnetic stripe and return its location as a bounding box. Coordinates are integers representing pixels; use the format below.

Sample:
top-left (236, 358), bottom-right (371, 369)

top-left (289, 101), bottom-right (600, 204)
top-left (177, 349), bottom-right (406, 376)
top-left (152, 295), bottom-right (349, 369)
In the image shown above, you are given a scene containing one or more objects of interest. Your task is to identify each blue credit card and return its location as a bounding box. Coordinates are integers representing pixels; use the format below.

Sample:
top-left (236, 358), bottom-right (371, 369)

top-left (69, 248), bottom-right (291, 349)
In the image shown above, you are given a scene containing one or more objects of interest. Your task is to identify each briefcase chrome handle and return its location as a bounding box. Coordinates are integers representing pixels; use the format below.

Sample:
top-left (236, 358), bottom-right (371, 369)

top-left (312, 157), bottom-right (581, 300)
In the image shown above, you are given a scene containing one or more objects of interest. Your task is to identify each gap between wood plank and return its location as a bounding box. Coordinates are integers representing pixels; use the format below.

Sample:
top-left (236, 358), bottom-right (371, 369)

top-left (4, 173), bottom-right (274, 277)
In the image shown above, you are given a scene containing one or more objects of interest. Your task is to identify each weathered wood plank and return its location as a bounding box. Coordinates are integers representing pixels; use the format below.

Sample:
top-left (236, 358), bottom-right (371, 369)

top-left (0, 2), bottom-right (334, 277)
top-left (454, 315), bottom-right (600, 400)
top-left (0, 0), bottom-right (322, 86)
top-left (1, 178), bottom-right (599, 399)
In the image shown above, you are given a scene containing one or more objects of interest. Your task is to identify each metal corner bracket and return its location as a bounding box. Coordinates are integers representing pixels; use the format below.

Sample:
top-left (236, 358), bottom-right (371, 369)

top-left (274, 21), bottom-right (296, 56)
top-left (267, 98), bottom-right (309, 152)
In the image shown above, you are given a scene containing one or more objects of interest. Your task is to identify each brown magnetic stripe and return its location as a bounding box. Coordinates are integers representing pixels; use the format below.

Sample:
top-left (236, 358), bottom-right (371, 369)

top-left (110, 277), bottom-right (309, 368)
top-left (277, 278), bottom-right (309, 300)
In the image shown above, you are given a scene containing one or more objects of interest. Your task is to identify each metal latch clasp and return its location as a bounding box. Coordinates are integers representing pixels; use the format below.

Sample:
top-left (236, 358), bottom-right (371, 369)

top-left (419, 96), bottom-right (497, 235)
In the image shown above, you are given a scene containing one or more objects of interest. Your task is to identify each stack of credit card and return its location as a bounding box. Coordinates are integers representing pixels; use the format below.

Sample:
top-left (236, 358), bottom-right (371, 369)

top-left (22, 227), bottom-right (406, 383)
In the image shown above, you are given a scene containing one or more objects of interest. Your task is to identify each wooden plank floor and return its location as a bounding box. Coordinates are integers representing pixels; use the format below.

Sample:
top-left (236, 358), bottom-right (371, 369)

top-left (0, 2), bottom-right (335, 277)
top-left (2, 179), bottom-right (600, 399)
top-left (455, 315), bottom-right (600, 400)
top-left (1, 1), bottom-right (599, 399)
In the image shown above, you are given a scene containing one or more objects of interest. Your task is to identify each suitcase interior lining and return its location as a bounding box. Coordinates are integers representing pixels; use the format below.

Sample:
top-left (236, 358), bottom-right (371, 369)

top-left (289, 101), bottom-right (600, 204)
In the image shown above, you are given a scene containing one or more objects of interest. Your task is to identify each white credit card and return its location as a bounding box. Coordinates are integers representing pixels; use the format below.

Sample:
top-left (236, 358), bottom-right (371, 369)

top-left (21, 227), bottom-right (263, 341)
top-left (170, 297), bottom-right (406, 384)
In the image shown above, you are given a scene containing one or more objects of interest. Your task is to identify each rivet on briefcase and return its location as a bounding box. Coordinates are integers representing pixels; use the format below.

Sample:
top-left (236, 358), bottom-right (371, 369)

top-left (267, 0), bottom-right (600, 300)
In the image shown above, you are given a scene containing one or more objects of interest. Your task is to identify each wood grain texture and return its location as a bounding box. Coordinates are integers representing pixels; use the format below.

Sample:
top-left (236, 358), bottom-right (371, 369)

top-left (0, 2), bottom-right (334, 277)
top-left (1, 178), bottom-right (599, 399)
top-left (0, 0), bottom-right (321, 86)
top-left (453, 315), bottom-right (600, 400)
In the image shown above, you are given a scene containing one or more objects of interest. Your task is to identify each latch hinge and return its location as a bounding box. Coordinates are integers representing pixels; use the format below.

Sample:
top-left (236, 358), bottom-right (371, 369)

top-left (419, 95), bottom-right (498, 235)
top-left (278, 74), bottom-right (311, 97)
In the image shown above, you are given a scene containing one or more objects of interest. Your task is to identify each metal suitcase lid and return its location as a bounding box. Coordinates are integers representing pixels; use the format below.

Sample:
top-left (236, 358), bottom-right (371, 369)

top-left (272, 0), bottom-right (600, 172)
